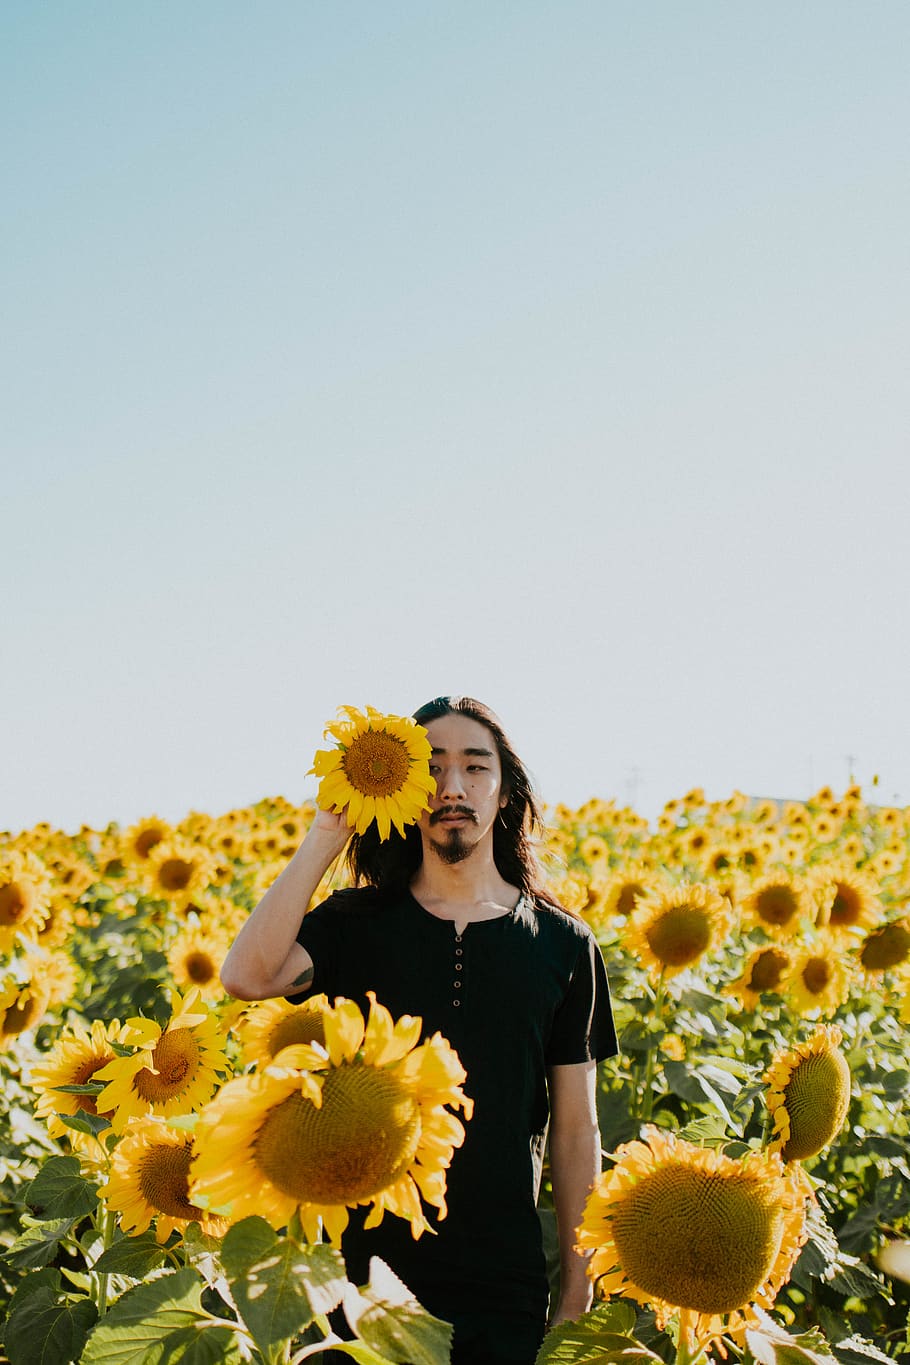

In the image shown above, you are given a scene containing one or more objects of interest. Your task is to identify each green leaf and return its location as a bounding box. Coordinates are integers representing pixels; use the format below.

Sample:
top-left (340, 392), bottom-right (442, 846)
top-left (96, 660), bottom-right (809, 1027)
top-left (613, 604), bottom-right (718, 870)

top-left (24, 1155), bottom-right (100, 1220)
top-left (663, 1061), bottom-right (735, 1128)
top-left (52, 1082), bottom-right (105, 1095)
top-left (746, 1308), bottom-right (839, 1365)
top-left (536, 1302), bottom-right (658, 1364)
top-left (881, 1068), bottom-right (909, 1098)
top-left (677, 1113), bottom-right (730, 1145)
top-left (3, 1216), bottom-right (78, 1270)
top-left (92, 1231), bottom-right (170, 1278)
top-left (4, 1267), bottom-right (99, 1365)
top-left (343, 1257), bottom-right (453, 1365)
top-left (220, 1215), bottom-right (346, 1355)
top-left (80, 1267), bottom-right (212, 1365)
top-left (832, 1336), bottom-right (895, 1365)
top-left (141, 1326), bottom-right (243, 1365)
top-left (58, 1111), bottom-right (112, 1138)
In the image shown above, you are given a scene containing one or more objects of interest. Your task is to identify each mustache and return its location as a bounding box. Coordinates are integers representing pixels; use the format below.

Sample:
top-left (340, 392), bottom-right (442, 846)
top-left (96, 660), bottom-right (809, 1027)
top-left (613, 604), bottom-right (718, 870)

top-left (429, 805), bottom-right (478, 826)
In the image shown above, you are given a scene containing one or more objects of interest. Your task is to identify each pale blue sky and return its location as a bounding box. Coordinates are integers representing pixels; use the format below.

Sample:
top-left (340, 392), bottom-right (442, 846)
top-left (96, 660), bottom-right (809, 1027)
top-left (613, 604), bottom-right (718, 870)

top-left (4, 2), bottom-right (909, 833)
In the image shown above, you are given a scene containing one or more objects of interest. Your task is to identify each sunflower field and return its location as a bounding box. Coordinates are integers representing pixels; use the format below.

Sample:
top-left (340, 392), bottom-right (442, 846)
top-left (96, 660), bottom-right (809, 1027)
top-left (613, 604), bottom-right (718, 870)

top-left (1, 782), bottom-right (909, 1365)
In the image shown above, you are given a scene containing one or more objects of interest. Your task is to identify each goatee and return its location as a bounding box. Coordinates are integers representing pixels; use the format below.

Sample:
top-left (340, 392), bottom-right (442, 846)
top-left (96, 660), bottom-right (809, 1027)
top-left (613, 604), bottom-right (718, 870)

top-left (429, 828), bottom-right (475, 865)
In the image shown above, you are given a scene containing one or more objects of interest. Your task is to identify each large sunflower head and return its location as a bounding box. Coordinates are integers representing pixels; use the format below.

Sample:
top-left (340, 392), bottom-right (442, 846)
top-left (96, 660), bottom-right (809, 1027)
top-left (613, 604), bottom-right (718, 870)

top-left (623, 882), bottom-right (731, 981)
top-left (576, 1127), bottom-right (808, 1349)
top-left (189, 992), bottom-right (473, 1244)
top-left (29, 1018), bottom-right (126, 1141)
top-left (740, 871), bottom-right (814, 941)
top-left (310, 706), bottom-right (436, 841)
top-left (0, 850), bottom-right (52, 952)
top-left (764, 1025), bottom-right (852, 1162)
top-left (236, 995), bottom-right (329, 1068)
top-left (101, 1116), bottom-right (230, 1243)
top-left (93, 986), bottom-right (229, 1132)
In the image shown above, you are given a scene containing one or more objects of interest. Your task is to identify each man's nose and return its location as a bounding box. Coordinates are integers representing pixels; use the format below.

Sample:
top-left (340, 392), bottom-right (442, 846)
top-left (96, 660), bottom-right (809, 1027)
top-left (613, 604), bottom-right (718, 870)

top-left (438, 768), bottom-right (467, 801)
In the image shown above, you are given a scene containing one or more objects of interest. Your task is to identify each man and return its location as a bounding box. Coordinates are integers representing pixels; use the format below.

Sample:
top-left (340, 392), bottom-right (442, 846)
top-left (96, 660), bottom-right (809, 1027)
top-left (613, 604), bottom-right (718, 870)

top-left (221, 696), bottom-right (617, 1365)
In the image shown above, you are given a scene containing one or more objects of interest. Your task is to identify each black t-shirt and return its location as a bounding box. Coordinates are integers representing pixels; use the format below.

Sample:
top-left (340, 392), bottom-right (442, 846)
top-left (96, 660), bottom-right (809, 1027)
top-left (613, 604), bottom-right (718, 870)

top-left (288, 885), bottom-right (618, 1319)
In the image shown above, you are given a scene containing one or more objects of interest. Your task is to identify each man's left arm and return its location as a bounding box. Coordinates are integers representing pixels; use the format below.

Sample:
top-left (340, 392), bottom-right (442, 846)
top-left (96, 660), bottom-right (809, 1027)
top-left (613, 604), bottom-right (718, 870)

top-left (547, 1059), bottom-right (601, 1326)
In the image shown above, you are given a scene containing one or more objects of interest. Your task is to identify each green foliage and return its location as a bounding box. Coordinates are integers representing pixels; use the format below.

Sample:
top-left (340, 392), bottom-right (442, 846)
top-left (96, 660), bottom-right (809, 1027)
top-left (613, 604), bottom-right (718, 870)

top-left (220, 1215), bottom-right (347, 1356)
top-left (3, 1266), bottom-right (98, 1365)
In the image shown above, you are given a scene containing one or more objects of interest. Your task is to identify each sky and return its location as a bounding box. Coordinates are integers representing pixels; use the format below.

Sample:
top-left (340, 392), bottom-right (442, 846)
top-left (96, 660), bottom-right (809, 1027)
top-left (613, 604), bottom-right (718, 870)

top-left (4, 2), bottom-right (910, 835)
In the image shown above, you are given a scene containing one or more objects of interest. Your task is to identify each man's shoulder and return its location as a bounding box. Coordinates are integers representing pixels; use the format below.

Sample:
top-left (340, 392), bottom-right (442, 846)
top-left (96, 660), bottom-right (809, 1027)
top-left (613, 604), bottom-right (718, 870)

top-left (523, 894), bottom-right (596, 945)
top-left (311, 886), bottom-right (387, 917)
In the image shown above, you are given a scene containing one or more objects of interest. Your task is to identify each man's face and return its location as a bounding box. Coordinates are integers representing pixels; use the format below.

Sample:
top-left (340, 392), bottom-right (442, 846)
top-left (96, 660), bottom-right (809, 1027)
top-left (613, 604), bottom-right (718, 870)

top-left (418, 713), bottom-right (506, 865)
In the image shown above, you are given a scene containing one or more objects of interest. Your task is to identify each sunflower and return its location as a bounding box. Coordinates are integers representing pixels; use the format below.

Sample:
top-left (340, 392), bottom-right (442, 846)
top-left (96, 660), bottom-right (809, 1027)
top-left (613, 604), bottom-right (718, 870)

top-left (94, 987), bottom-right (228, 1131)
top-left (35, 893), bottom-right (75, 949)
top-left (30, 1018), bottom-right (125, 1141)
top-left (576, 1127), bottom-right (808, 1349)
top-left (120, 815), bottom-right (172, 867)
top-left (859, 919), bottom-right (910, 974)
top-left (42, 948), bottom-right (79, 1008)
top-left (310, 706), bottom-right (436, 840)
top-left (237, 995), bottom-right (328, 1068)
top-left (764, 1025), bottom-right (851, 1162)
top-left (740, 872), bottom-right (814, 941)
top-left (101, 1116), bottom-right (230, 1243)
top-left (0, 974), bottom-right (51, 1046)
top-left (603, 866), bottom-right (662, 921)
top-left (726, 945), bottom-right (793, 1011)
top-left (0, 850), bottom-right (51, 952)
top-left (144, 838), bottom-right (217, 910)
top-left (783, 935), bottom-right (852, 1017)
top-left (579, 834), bottom-right (611, 866)
top-left (623, 882), bottom-right (731, 981)
top-left (189, 992), bottom-right (473, 1243)
top-left (166, 925), bottom-right (230, 1000)
top-left (812, 864), bottom-right (882, 936)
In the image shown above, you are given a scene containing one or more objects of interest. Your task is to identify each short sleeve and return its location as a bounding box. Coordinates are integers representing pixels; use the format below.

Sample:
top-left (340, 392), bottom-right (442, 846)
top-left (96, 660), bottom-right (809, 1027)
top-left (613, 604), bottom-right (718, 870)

top-left (545, 931), bottom-right (618, 1066)
top-left (284, 893), bottom-right (343, 1005)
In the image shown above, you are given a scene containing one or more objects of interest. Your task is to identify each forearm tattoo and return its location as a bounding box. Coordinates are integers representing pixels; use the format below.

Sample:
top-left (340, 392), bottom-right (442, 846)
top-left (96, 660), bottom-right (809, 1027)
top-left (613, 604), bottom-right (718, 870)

top-left (291, 964), bottom-right (314, 990)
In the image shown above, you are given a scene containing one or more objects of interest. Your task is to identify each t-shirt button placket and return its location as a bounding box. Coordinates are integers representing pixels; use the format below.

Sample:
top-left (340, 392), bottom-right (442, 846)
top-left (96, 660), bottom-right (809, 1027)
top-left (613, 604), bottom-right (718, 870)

top-left (453, 931), bottom-right (463, 1004)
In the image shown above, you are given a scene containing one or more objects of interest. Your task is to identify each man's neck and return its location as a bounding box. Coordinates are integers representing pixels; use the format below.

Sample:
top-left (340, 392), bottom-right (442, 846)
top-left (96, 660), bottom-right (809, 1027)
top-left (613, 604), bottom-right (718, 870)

top-left (410, 841), bottom-right (520, 922)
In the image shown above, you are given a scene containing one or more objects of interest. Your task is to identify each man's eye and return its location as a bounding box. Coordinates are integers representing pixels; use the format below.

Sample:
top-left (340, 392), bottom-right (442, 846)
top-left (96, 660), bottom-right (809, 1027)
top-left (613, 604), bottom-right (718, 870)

top-left (468, 765), bottom-right (487, 772)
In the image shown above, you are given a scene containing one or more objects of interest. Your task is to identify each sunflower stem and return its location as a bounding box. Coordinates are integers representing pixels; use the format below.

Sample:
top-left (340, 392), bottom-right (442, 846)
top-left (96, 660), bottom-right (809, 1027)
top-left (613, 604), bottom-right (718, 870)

top-left (639, 971), bottom-right (666, 1125)
top-left (94, 1206), bottom-right (117, 1318)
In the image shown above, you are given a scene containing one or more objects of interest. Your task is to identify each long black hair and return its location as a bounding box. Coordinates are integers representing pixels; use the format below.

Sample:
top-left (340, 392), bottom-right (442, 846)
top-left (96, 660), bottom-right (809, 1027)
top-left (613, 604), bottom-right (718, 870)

top-left (346, 696), bottom-right (551, 899)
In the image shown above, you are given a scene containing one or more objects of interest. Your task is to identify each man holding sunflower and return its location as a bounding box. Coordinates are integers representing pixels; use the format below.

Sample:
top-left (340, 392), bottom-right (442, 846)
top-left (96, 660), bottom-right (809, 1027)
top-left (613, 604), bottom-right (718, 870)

top-left (222, 696), bottom-right (617, 1365)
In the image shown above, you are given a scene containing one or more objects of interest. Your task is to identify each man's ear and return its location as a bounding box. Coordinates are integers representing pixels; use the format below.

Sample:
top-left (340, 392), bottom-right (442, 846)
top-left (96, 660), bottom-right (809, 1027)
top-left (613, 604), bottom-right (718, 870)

top-left (499, 787), bottom-right (510, 809)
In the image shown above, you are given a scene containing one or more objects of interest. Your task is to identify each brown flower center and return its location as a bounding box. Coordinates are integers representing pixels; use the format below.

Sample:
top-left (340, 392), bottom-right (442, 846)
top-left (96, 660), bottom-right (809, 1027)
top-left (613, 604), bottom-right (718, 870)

top-left (0, 882), bottom-right (30, 926)
top-left (830, 882), bottom-right (863, 927)
top-left (183, 951), bottom-right (218, 985)
top-left (157, 858), bottom-right (195, 893)
top-left (801, 957), bottom-right (831, 996)
top-left (134, 1028), bottom-right (200, 1102)
top-left (254, 1064), bottom-right (420, 1205)
top-left (342, 732), bottom-right (411, 799)
top-left (268, 1011), bottom-right (326, 1058)
top-left (746, 947), bottom-right (790, 994)
top-left (860, 923), bottom-right (910, 972)
top-left (138, 1140), bottom-right (204, 1220)
top-left (611, 1163), bottom-right (786, 1314)
top-left (754, 885), bottom-right (799, 927)
top-left (645, 906), bottom-right (712, 968)
top-left (781, 1048), bottom-right (851, 1161)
